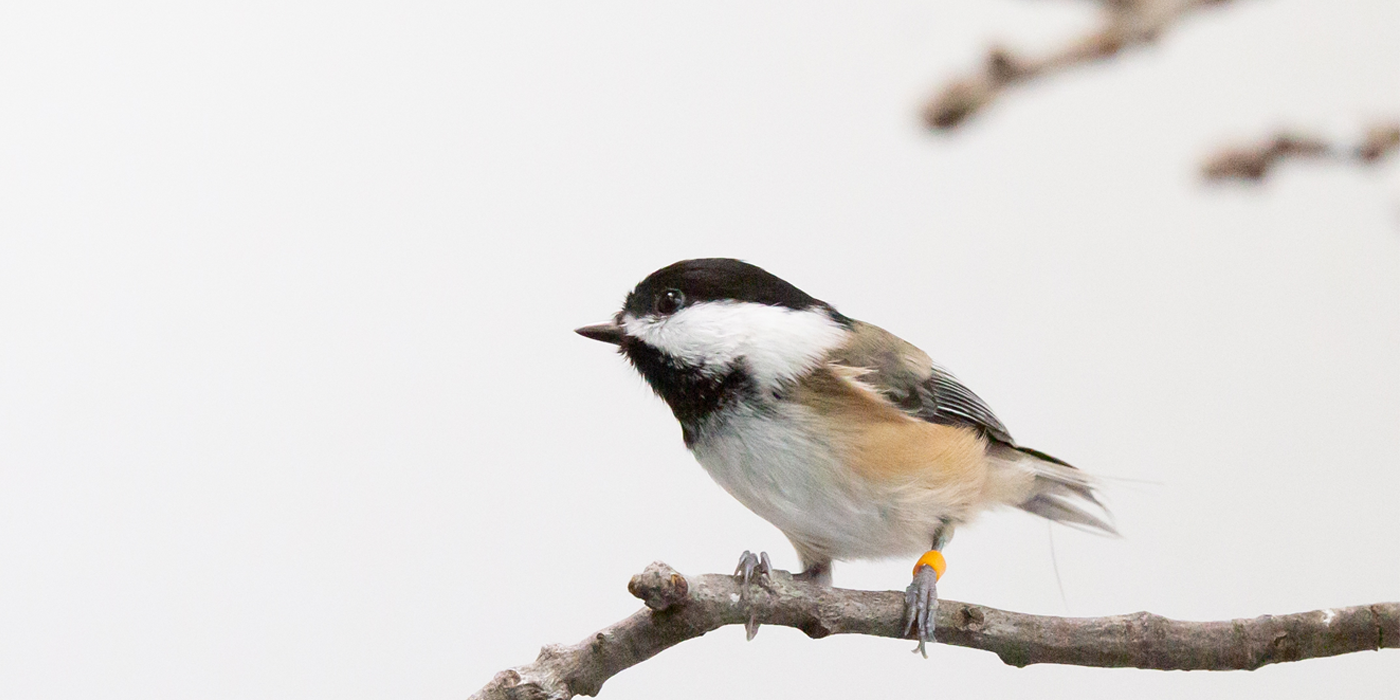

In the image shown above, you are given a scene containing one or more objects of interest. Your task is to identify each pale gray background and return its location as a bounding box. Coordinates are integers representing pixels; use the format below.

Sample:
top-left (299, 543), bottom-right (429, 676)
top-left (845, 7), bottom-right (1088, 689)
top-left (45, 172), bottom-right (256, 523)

top-left (1, 1), bottom-right (1398, 698)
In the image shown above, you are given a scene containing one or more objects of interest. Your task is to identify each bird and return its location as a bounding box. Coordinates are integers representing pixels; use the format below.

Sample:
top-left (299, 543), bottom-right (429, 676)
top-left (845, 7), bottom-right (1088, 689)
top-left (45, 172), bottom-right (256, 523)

top-left (575, 258), bottom-right (1114, 655)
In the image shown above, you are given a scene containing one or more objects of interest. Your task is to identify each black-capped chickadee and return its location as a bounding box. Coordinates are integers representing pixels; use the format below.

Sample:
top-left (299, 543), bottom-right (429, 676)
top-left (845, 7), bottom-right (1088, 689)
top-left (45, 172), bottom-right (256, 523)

top-left (577, 258), bottom-right (1113, 655)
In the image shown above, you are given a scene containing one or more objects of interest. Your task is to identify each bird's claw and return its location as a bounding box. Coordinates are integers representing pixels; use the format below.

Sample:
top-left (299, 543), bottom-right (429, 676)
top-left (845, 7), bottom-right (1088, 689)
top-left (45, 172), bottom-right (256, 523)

top-left (733, 550), bottom-right (771, 640)
top-left (734, 550), bottom-right (772, 598)
top-left (903, 564), bottom-right (939, 658)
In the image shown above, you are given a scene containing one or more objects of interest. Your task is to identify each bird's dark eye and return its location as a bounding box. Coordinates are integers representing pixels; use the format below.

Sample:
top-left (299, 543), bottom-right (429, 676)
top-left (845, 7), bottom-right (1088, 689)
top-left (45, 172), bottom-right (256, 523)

top-left (654, 289), bottom-right (684, 315)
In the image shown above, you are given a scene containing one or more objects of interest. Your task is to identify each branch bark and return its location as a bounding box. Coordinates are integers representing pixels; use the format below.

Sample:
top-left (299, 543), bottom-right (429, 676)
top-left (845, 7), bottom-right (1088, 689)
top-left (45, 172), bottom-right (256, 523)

top-left (471, 562), bottom-right (1399, 700)
top-left (924, 0), bottom-right (1238, 130)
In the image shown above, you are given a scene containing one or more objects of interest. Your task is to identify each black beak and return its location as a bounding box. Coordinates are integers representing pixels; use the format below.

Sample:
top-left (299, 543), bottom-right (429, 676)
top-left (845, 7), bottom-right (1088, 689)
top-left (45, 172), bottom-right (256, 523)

top-left (574, 320), bottom-right (625, 345)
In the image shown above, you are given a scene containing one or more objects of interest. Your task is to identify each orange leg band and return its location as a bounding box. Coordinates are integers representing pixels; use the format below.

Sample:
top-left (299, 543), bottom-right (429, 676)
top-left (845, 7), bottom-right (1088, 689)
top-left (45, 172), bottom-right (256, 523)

top-left (912, 550), bottom-right (946, 580)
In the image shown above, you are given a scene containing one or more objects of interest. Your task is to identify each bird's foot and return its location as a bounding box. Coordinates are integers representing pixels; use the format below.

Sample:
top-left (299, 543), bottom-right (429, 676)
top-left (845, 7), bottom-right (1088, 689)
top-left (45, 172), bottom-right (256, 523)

top-left (734, 550), bottom-right (772, 599)
top-left (733, 550), bottom-right (771, 640)
top-left (903, 550), bottom-right (946, 658)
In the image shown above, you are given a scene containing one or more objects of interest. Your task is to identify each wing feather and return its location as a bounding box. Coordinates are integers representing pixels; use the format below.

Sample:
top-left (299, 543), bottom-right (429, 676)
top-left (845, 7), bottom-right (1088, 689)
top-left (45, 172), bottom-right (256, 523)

top-left (915, 364), bottom-right (1013, 444)
top-left (825, 321), bottom-right (1012, 444)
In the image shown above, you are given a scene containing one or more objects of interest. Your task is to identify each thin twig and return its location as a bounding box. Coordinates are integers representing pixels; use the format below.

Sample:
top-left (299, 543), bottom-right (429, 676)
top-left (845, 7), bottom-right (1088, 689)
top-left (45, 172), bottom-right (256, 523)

top-left (1202, 123), bottom-right (1400, 181)
top-left (924, 0), bottom-right (1237, 130)
top-left (471, 562), bottom-right (1399, 700)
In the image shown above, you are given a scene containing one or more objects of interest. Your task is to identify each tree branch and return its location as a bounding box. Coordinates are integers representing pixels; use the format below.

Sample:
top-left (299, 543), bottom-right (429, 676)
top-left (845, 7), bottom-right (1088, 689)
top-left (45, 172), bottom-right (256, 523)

top-left (471, 562), bottom-right (1399, 700)
top-left (924, 0), bottom-right (1238, 130)
top-left (1201, 122), bottom-right (1400, 181)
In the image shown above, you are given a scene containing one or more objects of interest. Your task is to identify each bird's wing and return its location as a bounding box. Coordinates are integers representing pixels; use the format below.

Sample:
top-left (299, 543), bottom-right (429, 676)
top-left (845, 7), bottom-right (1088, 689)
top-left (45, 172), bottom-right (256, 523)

top-left (825, 321), bottom-right (1014, 444)
top-left (824, 322), bottom-right (1115, 534)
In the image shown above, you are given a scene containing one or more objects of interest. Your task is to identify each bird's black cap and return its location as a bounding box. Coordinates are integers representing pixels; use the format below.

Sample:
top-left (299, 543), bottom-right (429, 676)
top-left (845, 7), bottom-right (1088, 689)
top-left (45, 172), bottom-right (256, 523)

top-left (622, 258), bottom-right (835, 319)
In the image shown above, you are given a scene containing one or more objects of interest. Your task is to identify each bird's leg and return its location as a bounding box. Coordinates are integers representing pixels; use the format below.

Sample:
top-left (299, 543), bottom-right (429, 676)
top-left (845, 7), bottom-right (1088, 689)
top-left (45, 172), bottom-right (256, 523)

top-left (792, 558), bottom-right (832, 586)
top-left (904, 523), bottom-right (952, 658)
top-left (903, 551), bottom-right (945, 657)
top-left (733, 550), bottom-right (771, 640)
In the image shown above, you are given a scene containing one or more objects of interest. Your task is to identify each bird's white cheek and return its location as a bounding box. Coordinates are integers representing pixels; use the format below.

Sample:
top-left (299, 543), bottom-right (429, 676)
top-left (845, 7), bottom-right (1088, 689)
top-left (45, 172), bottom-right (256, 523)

top-left (621, 301), bottom-right (848, 387)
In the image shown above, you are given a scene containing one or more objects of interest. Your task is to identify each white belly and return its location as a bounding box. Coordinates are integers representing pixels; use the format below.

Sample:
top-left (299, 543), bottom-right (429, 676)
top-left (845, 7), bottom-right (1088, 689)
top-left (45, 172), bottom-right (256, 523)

top-left (689, 401), bottom-right (952, 561)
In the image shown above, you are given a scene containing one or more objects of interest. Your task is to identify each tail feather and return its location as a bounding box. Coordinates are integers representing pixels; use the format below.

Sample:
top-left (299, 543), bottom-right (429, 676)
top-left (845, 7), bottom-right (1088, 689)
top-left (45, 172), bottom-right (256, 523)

top-left (995, 445), bottom-right (1117, 536)
top-left (1019, 491), bottom-right (1117, 535)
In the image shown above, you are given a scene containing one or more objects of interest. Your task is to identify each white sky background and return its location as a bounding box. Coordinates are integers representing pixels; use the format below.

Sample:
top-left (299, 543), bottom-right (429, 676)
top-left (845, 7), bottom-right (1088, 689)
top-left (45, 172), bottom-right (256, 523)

top-left (2, 1), bottom-right (1398, 698)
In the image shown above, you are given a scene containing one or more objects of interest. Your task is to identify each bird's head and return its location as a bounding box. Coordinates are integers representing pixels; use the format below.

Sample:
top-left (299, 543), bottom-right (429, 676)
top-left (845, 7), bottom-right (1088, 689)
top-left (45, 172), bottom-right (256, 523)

top-left (576, 258), bottom-right (852, 422)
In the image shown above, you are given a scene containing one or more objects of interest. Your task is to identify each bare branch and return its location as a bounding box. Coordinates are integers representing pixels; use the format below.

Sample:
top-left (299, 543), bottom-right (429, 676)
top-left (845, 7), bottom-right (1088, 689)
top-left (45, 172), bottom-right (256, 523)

top-left (1358, 123), bottom-right (1400, 163)
top-left (924, 0), bottom-right (1236, 130)
top-left (1201, 122), bottom-right (1400, 181)
top-left (471, 562), bottom-right (1399, 700)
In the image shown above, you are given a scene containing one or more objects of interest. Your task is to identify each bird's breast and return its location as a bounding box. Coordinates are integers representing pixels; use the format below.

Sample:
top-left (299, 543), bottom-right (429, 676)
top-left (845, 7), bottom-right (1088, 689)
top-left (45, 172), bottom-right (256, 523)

top-left (688, 399), bottom-right (976, 561)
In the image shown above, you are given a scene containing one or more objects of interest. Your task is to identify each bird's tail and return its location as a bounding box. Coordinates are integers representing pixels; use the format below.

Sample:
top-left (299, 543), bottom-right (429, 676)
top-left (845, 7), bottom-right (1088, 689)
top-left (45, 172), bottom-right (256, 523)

top-left (990, 444), bottom-right (1117, 536)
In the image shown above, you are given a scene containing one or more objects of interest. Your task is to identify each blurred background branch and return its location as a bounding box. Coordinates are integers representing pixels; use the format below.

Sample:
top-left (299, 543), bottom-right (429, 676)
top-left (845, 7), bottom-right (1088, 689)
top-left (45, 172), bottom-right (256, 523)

top-left (1202, 123), bottom-right (1400, 181)
top-left (924, 0), bottom-right (1397, 196)
top-left (924, 0), bottom-right (1238, 130)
